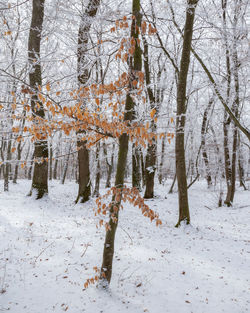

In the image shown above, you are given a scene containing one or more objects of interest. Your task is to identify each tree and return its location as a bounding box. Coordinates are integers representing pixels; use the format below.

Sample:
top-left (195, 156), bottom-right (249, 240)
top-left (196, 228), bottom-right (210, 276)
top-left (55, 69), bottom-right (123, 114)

top-left (175, 0), bottom-right (199, 226)
top-left (99, 0), bottom-right (142, 286)
top-left (28, 0), bottom-right (48, 199)
top-left (75, 0), bottom-right (101, 203)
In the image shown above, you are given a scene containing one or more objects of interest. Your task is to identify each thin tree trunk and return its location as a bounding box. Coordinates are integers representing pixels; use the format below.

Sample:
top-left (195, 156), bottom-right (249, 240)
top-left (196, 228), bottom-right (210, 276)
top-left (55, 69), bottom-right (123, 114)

top-left (224, 0), bottom-right (240, 206)
top-left (103, 142), bottom-right (114, 188)
top-left (100, 0), bottom-right (142, 286)
top-left (53, 133), bottom-right (61, 180)
top-left (53, 159), bottom-right (58, 180)
top-left (238, 134), bottom-right (247, 190)
top-left (132, 144), bottom-right (141, 191)
top-left (13, 140), bottom-right (22, 184)
top-left (28, 152), bottom-right (34, 180)
top-left (49, 141), bottom-right (53, 181)
top-left (201, 99), bottom-right (213, 187)
top-left (175, 0), bottom-right (199, 227)
top-left (4, 136), bottom-right (12, 191)
top-left (28, 0), bottom-right (48, 199)
top-left (93, 142), bottom-right (101, 197)
top-left (61, 143), bottom-right (71, 185)
top-left (210, 125), bottom-right (224, 206)
top-left (142, 35), bottom-right (158, 199)
top-left (140, 148), bottom-right (146, 187)
top-left (75, 0), bottom-right (101, 203)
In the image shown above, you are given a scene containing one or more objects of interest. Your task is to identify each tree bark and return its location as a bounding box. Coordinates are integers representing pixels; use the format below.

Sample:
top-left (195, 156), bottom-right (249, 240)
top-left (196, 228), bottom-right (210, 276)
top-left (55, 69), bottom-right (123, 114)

top-left (49, 141), bottom-right (53, 181)
top-left (93, 142), bottom-right (101, 197)
top-left (75, 0), bottom-right (101, 203)
top-left (103, 142), bottom-right (114, 188)
top-left (100, 0), bottom-right (141, 286)
top-left (201, 99), bottom-right (213, 187)
top-left (132, 144), bottom-right (142, 191)
top-left (238, 134), bottom-right (247, 190)
top-left (175, 0), bottom-right (199, 227)
top-left (142, 35), bottom-right (158, 199)
top-left (224, 0), bottom-right (240, 206)
top-left (28, 0), bottom-right (48, 199)
top-left (61, 143), bottom-right (71, 185)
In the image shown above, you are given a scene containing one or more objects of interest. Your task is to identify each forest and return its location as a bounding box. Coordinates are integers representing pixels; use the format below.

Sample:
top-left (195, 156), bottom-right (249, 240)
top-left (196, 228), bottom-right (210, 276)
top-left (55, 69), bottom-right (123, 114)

top-left (0, 0), bottom-right (249, 312)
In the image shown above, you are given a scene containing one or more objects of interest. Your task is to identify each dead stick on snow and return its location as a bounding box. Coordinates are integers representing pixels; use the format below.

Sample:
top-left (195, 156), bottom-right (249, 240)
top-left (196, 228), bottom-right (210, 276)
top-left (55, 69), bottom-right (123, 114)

top-left (81, 244), bottom-right (90, 258)
top-left (33, 241), bottom-right (55, 266)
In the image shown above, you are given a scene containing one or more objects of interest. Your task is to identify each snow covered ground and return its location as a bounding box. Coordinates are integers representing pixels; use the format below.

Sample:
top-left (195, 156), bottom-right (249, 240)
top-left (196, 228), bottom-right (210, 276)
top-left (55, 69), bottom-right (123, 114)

top-left (0, 179), bottom-right (249, 313)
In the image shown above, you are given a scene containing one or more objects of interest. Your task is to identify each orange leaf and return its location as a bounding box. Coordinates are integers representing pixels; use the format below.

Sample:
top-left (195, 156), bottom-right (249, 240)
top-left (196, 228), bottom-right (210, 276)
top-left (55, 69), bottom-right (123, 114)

top-left (150, 108), bottom-right (156, 119)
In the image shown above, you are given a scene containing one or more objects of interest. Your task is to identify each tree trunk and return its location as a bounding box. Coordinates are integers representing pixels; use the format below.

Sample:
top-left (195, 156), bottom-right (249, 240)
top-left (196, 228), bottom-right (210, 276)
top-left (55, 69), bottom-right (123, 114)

top-left (61, 143), bottom-right (71, 185)
top-left (13, 140), bottom-right (22, 184)
top-left (158, 135), bottom-right (166, 184)
top-left (53, 159), bottom-right (58, 180)
top-left (238, 134), bottom-right (247, 190)
top-left (28, 152), bottom-right (34, 180)
top-left (175, 0), bottom-right (199, 227)
top-left (132, 144), bottom-right (141, 191)
top-left (93, 142), bottom-right (101, 197)
top-left (201, 99), bottom-right (213, 187)
top-left (49, 141), bottom-right (53, 181)
top-left (4, 138), bottom-right (12, 191)
top-left (76, 139), bottom-right (91, 202)
top-left (75, 0), bottom-right (101, 203)
top-left (224, 1), bottom-right (240, 206)
top-left (100, 0), bottom-right (141, 286)
top-left (140, 148), bottom-right (146, 187)
top-left (103, 142), bottom-right (114, 188)
top-left (28, 0), bottom-right (48, 199)
top-left (142, 35), bottom-right (158, 199)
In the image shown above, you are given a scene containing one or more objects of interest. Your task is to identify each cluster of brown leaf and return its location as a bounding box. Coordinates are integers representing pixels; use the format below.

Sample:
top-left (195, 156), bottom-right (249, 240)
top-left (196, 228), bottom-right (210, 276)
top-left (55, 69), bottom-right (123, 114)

top-left (94, 186), bottom-right (162, 229)
top-left (83, 266), bottom-right (103, 289)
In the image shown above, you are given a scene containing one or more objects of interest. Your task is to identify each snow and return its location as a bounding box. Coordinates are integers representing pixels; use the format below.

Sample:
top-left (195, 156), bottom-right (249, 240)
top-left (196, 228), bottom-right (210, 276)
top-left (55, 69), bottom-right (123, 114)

top-left (0, 180), bottom-right (249, 313)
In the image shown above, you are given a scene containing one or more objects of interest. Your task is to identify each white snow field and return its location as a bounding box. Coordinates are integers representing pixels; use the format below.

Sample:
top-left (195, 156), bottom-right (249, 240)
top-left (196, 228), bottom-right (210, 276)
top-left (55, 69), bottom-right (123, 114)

top-left (0, 180), bottom-right (249, 313)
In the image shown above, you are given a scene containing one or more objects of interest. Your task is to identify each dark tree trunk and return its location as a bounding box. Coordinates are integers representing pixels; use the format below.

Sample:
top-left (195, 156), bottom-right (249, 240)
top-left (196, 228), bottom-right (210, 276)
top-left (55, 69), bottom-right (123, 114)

top-left (76, 139), bottom-right (91, 202)
top-left (93, 142), bottom-right (101, 197)
top-left (224, 1), bottom-right (240, 206)
top-left (168, 173), bottom-right (177, 194)
top-left (13, 109), bottom-right (26, 184)
top-left (142, 35), bottom-right (158, 199)
top-left (100, 0), bottom-right (141, 286)
top-left (144, 144), bottom-right (157, 198)
top-left (103, 143), bottom-right (114, 188)
top-left (238, 135), bottom-right (247, 190)
top-left (75, 0), bottom-right (101, 203)
top-left (175, 0), bottom-right (199, 227)
top-left (28, 0), bottom-right (48, 199)
top-left (201, 99), bottom-right (213, 187)
top-left (49, 141), bottom-right (53, 181)
top-left (53, 159), bottom-right (58, 180)
top-left (13, 140), bottom-right (22, 184)
top-left (4, 138), bottom-right (12, 191)
top-left (61, 143), bottom-right (71, 185)
top-left (140, 148), bottom-right (146, 187)
top-left (132, 144), bottom-right (141, 191)
top-left (158, 134), bottom-right (166, 185)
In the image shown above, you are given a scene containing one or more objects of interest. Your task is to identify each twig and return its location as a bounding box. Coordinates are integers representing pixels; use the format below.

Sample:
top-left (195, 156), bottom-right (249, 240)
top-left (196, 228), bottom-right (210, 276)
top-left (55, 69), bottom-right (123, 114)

top-left (204, 206), bottom-right (212, 210)
top-left (81, 244), bottom-right (90, 258)
top-left (120, 225), bottom-right (133, 245)
top-left (68, 239), bottom-right (76, 254)
top-left (33, 241), bottom-right (55, 265)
